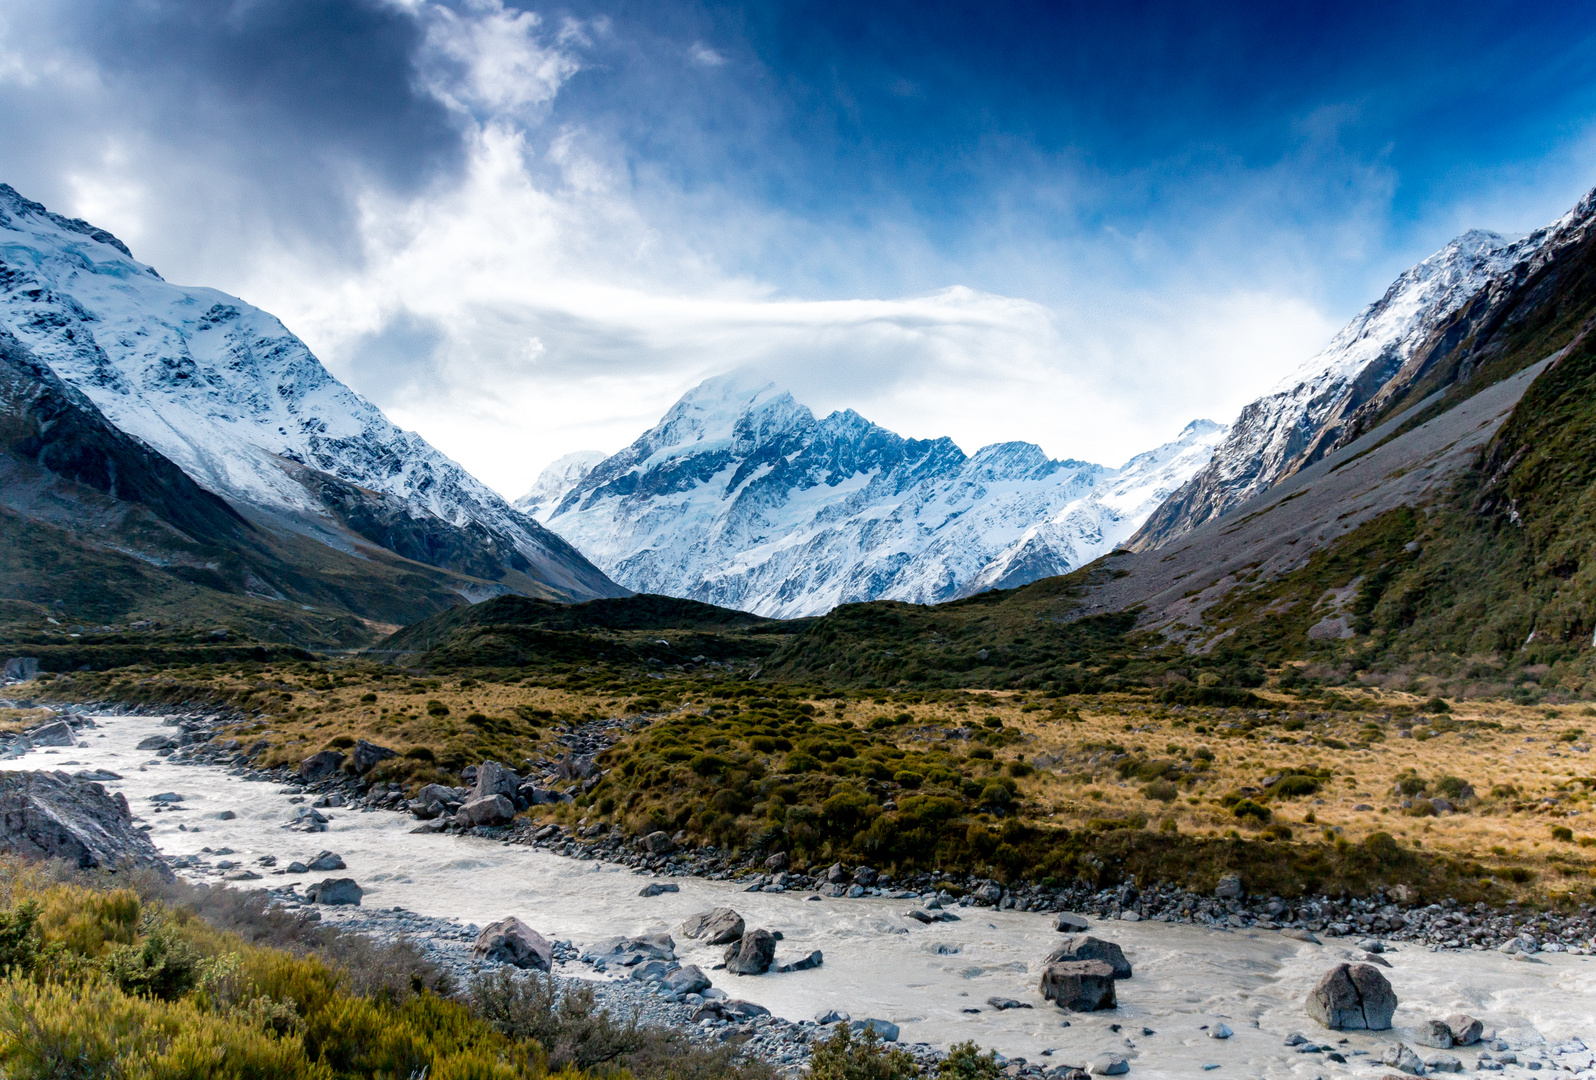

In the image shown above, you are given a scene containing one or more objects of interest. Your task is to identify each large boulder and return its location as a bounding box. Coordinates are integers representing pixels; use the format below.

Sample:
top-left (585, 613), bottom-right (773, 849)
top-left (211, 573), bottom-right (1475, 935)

top-left (457, 794), bottom-right (516, 827)
top-left (1054, 913), bottom-right (1090, 933)
top-left (472, 760), bottom-right (520, 801)
top-left (2, 657), bottom-right (39, 681)
top-left (307, 878), bottom-right (363, 905)
top-left (1215, 874), bottom-right (1244, 900)
top-left (679, 907), bottom-right (745, 946)
top-left (1444, 1014), bottom-right (1483, 1047)
top-left (1305, 962), bottom-right (1396, 1030)
top-left (1044, 935), bottom-right (1133, 979)
top-left (136, 734), bottom-right (178, 752)
top-left (663, 964), bottom-right (712, 995)
top-left (724, 929), bottom-right (777, 975)
top-left (584, 934), bottom-right (677, 965)
top-left (473, 916), bottom-right (552, 971)
top-left (286, 807), bottom-right (329, 833)
top-left (641, 830), bottom-right (675, 855)
top-left (350, 740), bottom-right (397, 775)
top-left (306, 851), bottom-right (346, 871)
top-left (298, 750), bottom-right (345, 781)
top-left (0, 771), bottom-right (170, 877)
top-left (1039, 959), bottom-right (1118, 1011)
top-left (27, 722), bottom-right (74, 748)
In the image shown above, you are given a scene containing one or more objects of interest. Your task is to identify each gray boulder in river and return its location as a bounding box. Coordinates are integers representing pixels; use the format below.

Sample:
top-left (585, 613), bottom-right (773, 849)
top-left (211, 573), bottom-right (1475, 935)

top-left (472, 760), bottom-right (520, 800)
top-left (1305, 962), bottom-right (1396, 1030)
top-left (1039, 959), bottom-right (1117, 1011)
top-left (473, 916), bottom-right (553, 971)
top-left (724, 928), bottom-right (777, 975)
top-left (306, 878), bottom-right (363, 905)
top-left (679, 907), bottom-right (745, 946)
top-left (0, 770), bottom-right (171, 877)
top-left (1044, 935), bottom-right (1132, 979)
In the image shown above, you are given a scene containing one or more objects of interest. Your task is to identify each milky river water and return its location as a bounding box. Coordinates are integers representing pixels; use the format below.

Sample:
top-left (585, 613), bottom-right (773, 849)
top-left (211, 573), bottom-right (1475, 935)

top-left (8, 714), bottom-right (1593, 1076)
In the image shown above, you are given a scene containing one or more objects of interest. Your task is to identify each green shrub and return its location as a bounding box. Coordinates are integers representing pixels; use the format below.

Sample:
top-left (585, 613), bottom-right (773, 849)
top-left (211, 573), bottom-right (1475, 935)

top-left (426, 700), bottom-right (450, 717)
top-left (1552, 826), bottom-right (1575, 842)
top-left (893, 771), bottom-right (924, 790)
top-left (1142, 780), bottom-right (1178, 803)
top-left (810, 1023), bottom-right (921, 1080)
top-left (938, 1040), bottom-right (1000, 1080)
top-left (1423, 697), bottom-right (1451, 714)
top-left (1231, 799), bottom-right (1271, 823)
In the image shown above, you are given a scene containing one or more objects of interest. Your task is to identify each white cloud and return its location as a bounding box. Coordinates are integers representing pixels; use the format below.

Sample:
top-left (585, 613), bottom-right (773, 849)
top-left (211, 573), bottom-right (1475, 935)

top-left (688, 42), bottom-right (726, 68)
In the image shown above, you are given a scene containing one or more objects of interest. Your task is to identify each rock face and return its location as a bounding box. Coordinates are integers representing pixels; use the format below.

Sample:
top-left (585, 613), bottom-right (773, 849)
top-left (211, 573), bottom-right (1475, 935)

top-left (457, 794), bottom-right (516, 827)
top-left (1039, 959), bottom-right (1118, 1011)
top-left (1044, 935), bottom-right (1133, 979)
top-left (679, 907), bottom-right (746, 946)
top-left (529, 372), bottom-right (1225, 616)
top-left (298, 750), bottom-right (345, 781)
top-left (473, 916), bottom-right (553, 971)
top-left (1305, 962), bottom-right (1397, 1030)
top-left (350, 741), bottom-right (397, 775)
top-left (2, 658), bottom-right (39, 681)
top-left (0, 770), bottom-right (170, 877)
top-left (724, 929), bottom-right (778, 975)
top-left (307, 878), bottom-right (363, 906)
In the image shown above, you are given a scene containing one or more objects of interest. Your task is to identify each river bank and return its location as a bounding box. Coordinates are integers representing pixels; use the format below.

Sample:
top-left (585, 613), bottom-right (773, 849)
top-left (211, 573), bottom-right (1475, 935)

top-left (1, 706), bottom-right (1592, 1080)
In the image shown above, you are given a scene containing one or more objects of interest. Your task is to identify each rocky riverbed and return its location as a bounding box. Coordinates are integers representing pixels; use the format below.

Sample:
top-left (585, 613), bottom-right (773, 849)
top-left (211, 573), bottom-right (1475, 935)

top-left (1, 706), bottom-right (1594, 1080)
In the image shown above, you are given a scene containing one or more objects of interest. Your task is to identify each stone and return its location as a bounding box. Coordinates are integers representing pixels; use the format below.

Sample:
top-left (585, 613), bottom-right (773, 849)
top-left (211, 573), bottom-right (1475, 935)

top-left (1425, 1054), bottom-right (1463, 1073)
top-left (1414, 1020), bottom-right (1454, 1049)
top-left (136, 734), bottom-right (179, 751)
top-left (0, 770), bottom-right (170, 876)
top-left (472, 760), bottom-right (520, 800)
top-left (827, 862), bottom-right (847, 884)
top-left (1305, 962), bottom-right (1397, 1030)
top-left (1088, 1053), bottom-right (1129, 1075)
top-left (311, 793), bottom-right (345, 809)
top-left (1209, 1023), bottom-right (1233, 1039)
top-left (663, 964), bottom-right (711, 995)
top-left (349, 740), bottom-right (397, 775)
top-left (724, 928), bottom-right (777, 975)
top-left (457, 794), bottom-right (515, 827)
top-left (27, 722), bottom-right (73, 747)
top-left (764, 851), bottom-right (789, 871)
top-left (852, 865), bottom-right (877, 886)
top-left (1215, 874), bottom-right (1243, 900)
top-left (306, 851), bottom-right (346, 872)
top-left (2, 657), bottom-right (39, 681)
top-left (307, 878), bottom-right (362, 905)
top-left (1044, 935), bottom-right (1133, 979)
top-left (1380, 1043), bottom-right (1427, 1075)
top-left (286, 861), bottom-right (309, 873)
top-left (850, 1019), bottom-right (899, 1042)
top-left (584, 934), bottom-right (676, 964)
top-left (297, 750), bottom-right (345, 782)
top-left (1443, 1015), bottom-right (1482, 1047)
top-left (642, 830), bottom-right (675, 855)
top-left (777, 949), bottom-right (824, 972)
top-left (1055, 913), bottom-right (1090, 932)
top-left (472, 916), bottom-right (552, 971)
top-left (986, 997), bottom-right (1031, 1011)
top-left (1281, 929), bottom-right (1321, 944)
top-left (286, 807), bottom-right (328, 833)
top-left (638, 882), bottom-right (679, 897)
top-left (679, 907), bottom-right (746, 946)
top-left (1039, 960), bottom-right (1118, 1011)
top-left (816, 1009), bottom-right (850, 1025)
top-left (149, 792), bottom-right (184, 803)
top-left (974, 882), bottom-right (1003, 905)
top-left (214, 810), bottom-right (236, 821)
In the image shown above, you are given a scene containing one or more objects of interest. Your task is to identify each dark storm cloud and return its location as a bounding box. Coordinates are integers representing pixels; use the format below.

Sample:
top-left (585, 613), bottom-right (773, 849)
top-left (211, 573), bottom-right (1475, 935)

top-left (0, 0), bottom-right (466, 266)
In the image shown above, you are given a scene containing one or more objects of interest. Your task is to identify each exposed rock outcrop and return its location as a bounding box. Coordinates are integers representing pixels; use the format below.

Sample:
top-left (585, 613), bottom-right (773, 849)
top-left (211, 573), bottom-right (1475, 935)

top-left (0, 770), bottom-right (170, 877)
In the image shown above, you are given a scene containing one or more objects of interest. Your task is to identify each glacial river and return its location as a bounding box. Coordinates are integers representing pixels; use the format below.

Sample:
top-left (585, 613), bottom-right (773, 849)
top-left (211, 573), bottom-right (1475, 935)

top-left (6, 713), bottom-right (1593, 1077)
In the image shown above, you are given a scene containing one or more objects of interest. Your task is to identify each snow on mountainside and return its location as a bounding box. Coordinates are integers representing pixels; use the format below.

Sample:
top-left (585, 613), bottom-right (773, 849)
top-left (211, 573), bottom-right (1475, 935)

top-left (514, 451), bottom-right (606, 516)
top-left (0, 183), bottom-right (621, 602)
top-left (530, 374), bottom-right (1225, 617)
top-left (1130, 219), bottom-right (1570, 551)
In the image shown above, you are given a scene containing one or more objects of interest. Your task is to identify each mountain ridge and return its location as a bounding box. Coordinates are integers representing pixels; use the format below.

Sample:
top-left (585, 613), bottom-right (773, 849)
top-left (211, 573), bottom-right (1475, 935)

top-left (528, 374), bottom-right (1224, 617)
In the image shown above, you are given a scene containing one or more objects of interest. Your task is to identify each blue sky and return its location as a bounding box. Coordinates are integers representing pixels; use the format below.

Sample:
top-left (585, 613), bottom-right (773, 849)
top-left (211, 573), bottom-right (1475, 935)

top-left (2, 1), bottom-right (1595, 493)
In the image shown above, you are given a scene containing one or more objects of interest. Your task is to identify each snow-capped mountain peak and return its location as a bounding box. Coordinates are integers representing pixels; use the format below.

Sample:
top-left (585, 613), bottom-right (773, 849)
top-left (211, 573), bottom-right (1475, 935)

top-left (0, 183), bottom-right (621, 602)
top-left (530, 374), bottom-right (1226, 616)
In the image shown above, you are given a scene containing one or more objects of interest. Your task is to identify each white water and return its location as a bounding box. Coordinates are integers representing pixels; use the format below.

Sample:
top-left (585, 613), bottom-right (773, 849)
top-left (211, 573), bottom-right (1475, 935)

top-left (10, 714), bottom-right (1595, 1076)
